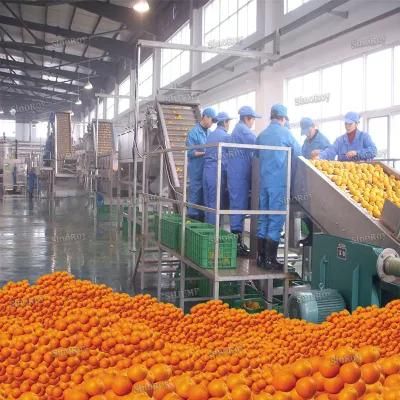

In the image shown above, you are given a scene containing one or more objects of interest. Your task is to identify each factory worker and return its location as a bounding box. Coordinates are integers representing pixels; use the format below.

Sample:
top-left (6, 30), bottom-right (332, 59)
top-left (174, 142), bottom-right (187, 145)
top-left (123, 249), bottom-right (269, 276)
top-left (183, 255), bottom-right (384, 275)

top-left (186, 107), bottom-right (217, 221)
top-left (256, 104), bottom-right (301, 271)
top-left (300, 117), bottom-right (330, 159)
top-left (203, 112), bottom-right (233, 225)
top-left (316, 112), bottom-right (377, 161)
top-left (227, 105), bottom-right (260, 257)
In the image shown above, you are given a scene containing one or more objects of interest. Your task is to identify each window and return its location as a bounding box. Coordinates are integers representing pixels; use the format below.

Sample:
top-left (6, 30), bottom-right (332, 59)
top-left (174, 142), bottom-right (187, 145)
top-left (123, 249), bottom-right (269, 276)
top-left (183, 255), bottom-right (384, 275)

top-left (285, 0), bottom-right (311, 13)
top-left (161, 22), bottom-right (190, 87)
top-left (208, 91), bottom-right (256, 133)
top-left (203, 0), bottom-right (256, 63)
top-left (390, 114), bottom-right (400, 160)
top-left (321, 65), bottom-right (341, 119)
top-left (366, 49), bottom-right (391, 111)
top-left (35, 121), bottom-right (48, 139)
top-left (368, 116), bottom-right (388, 158)
top-left (0, 120), bottom-right (16, 138)
top-left (106, 91), bottom-right (115, 120)
top-left (341, 57), bottom-right (363, 113)
top-left (118, 76), bottom-right (130, 114)
top-left (395, 47), bottom-right (400, 105)
top-left (319, 120), bottom-right (342, 145)
top-left (139, 56), bottom-right (153, 99)
top-left (98, 101), bottom-right (104, 119)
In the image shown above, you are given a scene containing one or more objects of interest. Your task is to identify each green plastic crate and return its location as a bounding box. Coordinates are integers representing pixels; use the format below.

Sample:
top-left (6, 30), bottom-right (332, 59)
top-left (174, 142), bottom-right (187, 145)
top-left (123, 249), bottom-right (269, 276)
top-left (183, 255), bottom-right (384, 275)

top-left (185, 226), bottom-right (237, 269)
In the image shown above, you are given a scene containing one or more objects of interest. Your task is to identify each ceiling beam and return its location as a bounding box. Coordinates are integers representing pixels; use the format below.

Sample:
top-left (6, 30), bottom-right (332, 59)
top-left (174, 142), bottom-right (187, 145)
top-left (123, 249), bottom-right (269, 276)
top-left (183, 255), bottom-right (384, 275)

top-left (74, 1), bottom-right (151, 31)
top-left (0, 15), bottom-right (133, 57)
top-left (0, 41), bottom-right (114, 74)
top-left (1, 82), bottom-right (73, 99)
top-left (0, 58), bottom-right (91, 81)
top-left (0, 70), bottom-right (82, 91)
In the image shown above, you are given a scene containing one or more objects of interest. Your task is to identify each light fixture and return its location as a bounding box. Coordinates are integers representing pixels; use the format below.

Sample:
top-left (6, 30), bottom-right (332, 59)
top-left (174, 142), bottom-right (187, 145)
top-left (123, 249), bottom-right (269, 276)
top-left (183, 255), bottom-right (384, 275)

top-left (10, 107), bottom-right (16, 116)
top-left (133, 0), bottom-right (150, 13)
top-left (0, 109), bottom-right (3, 115)
top-left (84, 79), bottom-right (93, 90)
top-left (70, 110), bottom-right (74, 116)
top-left (75, 98), bottom-right (82, 105)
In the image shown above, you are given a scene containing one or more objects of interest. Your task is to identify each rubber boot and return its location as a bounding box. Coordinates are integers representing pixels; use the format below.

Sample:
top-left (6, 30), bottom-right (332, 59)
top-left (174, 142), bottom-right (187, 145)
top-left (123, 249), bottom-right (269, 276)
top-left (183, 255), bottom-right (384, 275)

top-left (232, 231), bottom-right (250, 257)
top-left (256, 238), bottom-right (266, 268)
top-left (265, 238), bottom-right (284, 271)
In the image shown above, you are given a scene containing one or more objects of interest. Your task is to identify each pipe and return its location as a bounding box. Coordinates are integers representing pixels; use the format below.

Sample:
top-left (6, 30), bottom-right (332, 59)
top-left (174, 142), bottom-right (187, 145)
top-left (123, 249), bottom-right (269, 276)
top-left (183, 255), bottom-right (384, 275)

top-left (384, 256), bottom-right (400, 277)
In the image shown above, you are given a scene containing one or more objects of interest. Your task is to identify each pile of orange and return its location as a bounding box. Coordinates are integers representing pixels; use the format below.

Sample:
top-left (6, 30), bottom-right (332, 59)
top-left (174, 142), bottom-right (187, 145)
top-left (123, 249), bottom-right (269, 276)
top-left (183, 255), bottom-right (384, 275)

top-left (0, 273), bottom-right (400, 399)
top-left (312, 161), bottom-right (400, 218)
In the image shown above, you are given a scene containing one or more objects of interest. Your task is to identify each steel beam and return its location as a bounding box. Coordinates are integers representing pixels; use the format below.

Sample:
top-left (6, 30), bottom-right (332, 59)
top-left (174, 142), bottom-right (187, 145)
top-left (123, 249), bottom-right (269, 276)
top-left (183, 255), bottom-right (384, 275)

top-left (138, 39), bottom-right (273, 59)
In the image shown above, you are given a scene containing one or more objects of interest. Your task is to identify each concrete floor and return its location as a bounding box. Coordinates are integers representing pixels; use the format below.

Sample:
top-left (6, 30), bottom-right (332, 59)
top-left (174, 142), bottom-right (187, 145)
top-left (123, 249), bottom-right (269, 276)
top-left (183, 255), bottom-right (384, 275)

top-left (0, 194), bottom-right (135, 294)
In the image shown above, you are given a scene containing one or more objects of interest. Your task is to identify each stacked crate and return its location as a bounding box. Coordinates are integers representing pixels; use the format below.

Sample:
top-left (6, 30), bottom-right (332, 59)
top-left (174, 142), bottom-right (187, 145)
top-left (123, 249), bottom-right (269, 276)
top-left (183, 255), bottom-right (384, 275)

top-left (55, 112), bottom-right (72, 174)
top-left (96, 121), bottom-right (113, 156)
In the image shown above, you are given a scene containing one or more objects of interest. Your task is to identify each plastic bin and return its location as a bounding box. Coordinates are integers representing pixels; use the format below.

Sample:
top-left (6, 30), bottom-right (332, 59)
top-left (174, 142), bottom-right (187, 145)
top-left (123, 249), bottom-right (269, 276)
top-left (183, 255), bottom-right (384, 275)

top-left (185, 226), bottom-right (237, 269)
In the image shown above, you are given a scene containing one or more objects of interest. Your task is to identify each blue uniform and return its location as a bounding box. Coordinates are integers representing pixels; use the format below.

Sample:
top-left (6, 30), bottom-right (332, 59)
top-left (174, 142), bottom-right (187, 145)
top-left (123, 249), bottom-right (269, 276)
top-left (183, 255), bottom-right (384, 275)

top-left (227, 121), bottom-right (256, 232)
top-left (203, 126), bottom-right (230, 224)
top-left (302, 130), bottom-right (330, 159)
top-left (320, 130), bottom-right (377, 161)
top-left (256, 120), bottom-right (301, 242)
top-left (186, 122), bottom-right (208, 219)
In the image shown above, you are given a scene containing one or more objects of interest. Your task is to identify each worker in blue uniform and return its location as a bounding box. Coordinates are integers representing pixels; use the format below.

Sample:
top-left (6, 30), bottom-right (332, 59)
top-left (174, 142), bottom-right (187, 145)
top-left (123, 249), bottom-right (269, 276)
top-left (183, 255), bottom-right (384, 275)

top-left (299, 118), bottom-right (330, 245)
top-left (27, 168), bottom-right (37, 199)
top-left (227, 105), bottom-right (261, 256)
top-left (317, 112), bottom-right (377, 161)
top-left (186, 107), bottom-right (217, 221)
top-left (203, 112), bottom-right (233, 225)
top-left (300, 117), bottom-right (330, 159)
top-left (256, 104), bottom-right (301, 270)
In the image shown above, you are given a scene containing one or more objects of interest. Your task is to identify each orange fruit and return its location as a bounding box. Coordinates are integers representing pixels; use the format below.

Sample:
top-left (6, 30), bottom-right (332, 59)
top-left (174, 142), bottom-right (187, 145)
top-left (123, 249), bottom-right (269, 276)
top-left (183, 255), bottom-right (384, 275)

top-left (231, 385), bottom-right (252, 400)
top-left (112, 375), bottom-right (133, 396)
top-left (339, 362), bottom-right (361, 384)
top-left (187, 384), bottom-right (209, 400)
top-left (295, 377), bottom-right (316, 399)
top-left (208, 379), bottom-right (228, 397)
top-left (320, 358), bottom-right (340, 378)
top-left (361, 363), bottom-right (381, 384)
top-left (128, 365), bottom-right (149, 382)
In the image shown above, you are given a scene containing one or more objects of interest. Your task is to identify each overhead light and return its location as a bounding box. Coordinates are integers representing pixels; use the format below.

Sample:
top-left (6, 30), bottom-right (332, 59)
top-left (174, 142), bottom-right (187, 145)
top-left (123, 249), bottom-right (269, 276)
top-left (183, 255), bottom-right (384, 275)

top-left (84, 80), bottom-right (93, 90)
top-left (75, 98), bottom-right (82, 105)
top-left (133, 0), bottom-right (150, 13)
top-left (70, 110), bottom-right (74, 116)
top-left (0, 109), bottom-right (4, 115)
top-left (10, 108), bottom-right (16, 116)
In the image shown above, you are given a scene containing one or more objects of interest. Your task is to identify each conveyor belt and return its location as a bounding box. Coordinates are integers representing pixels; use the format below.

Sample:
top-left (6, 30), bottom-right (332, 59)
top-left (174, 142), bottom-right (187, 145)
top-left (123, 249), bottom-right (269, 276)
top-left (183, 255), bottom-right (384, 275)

top-left (293, 157), bottom-right (400, 253)
top-left (156, 101), bottom-right (200, 190)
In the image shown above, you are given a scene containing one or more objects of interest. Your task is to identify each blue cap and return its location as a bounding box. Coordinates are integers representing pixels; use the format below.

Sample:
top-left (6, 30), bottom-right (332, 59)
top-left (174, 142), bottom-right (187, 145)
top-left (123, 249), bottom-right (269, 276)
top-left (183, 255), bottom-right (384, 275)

top-left (271, 103), bottom-right (288, 119)
top-left (202, 107), bottom-right (217, 120)
top-left (216, 112), bottom-right (233, 122)
top-left (344, 111), bottom-right (360, 124)
top-left (300, 117), bottom-right (314, 135)
top-left (238, 105), bottom-right (261, 118)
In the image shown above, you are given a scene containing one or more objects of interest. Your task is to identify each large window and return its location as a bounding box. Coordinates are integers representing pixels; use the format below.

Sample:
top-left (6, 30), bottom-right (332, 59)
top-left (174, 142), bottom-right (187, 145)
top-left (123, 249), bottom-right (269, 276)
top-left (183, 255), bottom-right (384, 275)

top-left (391, 114), bottom-right (400, 160)
top-left (118, 76), bottom-right (130, 114)
top-left (209, 91), bottom-right (256, 133)
top-left (285, 0), bottom-right (311, 14)
top-left (35, 121), bottom-right (48, 140)
top-left (98, 101), bottom-right (104, 119)
top-left (161, 23), bottom-right (190, 87)
top-left (203, 0), bottom-right (256, 63)
top-left (106, 91), bottom-right (115, 120)
top-left (0, 120), bottom-right (16, 138)
top-left (139, 56), bottom-right (153, 99)
top-left (285, 45), bottom-right (400, 130)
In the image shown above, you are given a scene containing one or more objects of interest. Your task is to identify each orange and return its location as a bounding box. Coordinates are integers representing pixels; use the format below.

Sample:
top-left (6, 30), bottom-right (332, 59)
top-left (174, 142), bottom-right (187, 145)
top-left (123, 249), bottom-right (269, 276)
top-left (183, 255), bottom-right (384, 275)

top-left (187, 384), bottom-right (209, 400)
top-left (295, 377), bottom-right (316, 399)
top-left (323, 376), bottom-right (344, 394)
top-left (226, 374), bottom-right (247, 390)
top-left (150, 364), bottom-right (172, 382)
top-left (111, 375), bottom-right (133, 396)
top-left (128, 365), bottom-right (149, 382)
top-left (320, 358), bottom-right (340, 378)
top-left (339, 362), bottom-right (361, 384)
top-left (361, 363), bottom-right (381, 384)
top-left (271, 373), bottom-right (296, 392)
top-left (231, 385), bottom-right (252, 400)
top-left (64, 388), bottom-right (89, 400)
top-left (207, 379), bottom-right (228, 397)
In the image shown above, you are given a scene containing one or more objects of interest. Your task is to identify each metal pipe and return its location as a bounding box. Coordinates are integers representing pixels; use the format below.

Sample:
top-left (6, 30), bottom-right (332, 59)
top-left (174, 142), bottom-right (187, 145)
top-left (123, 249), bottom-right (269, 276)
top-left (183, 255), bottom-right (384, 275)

top-left (384, 256), bottom-right (400, 277)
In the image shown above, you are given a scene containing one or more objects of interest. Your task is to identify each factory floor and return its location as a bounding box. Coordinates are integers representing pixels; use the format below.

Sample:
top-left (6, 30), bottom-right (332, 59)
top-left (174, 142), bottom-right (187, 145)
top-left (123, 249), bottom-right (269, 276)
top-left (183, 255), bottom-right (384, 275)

top-left (0, 194), bottom-right (137, 294)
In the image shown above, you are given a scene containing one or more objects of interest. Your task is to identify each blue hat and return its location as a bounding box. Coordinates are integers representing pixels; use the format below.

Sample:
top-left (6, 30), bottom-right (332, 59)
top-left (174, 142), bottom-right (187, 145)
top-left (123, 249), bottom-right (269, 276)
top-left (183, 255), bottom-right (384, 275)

top-left (238, 105), bottom-right (261, 118)
top-left (216, 112), bottom-right (233, 122)
top-left (202, 107), bottom-right (217, 120)
top-left (271, 103), bottom-right (288, 119)
top-left (300, 117), bottom-right (314, 135)
top-left (344, 111), bottom-right (360, 124)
